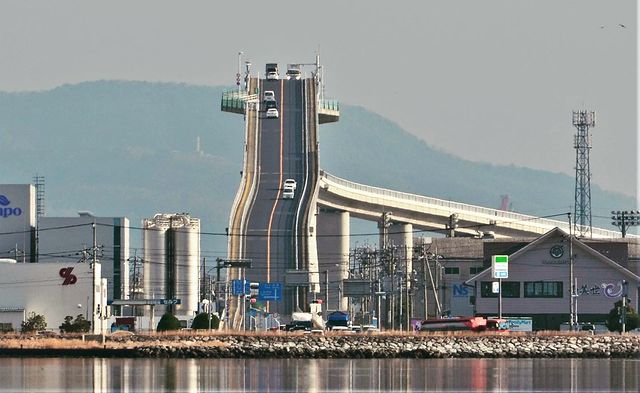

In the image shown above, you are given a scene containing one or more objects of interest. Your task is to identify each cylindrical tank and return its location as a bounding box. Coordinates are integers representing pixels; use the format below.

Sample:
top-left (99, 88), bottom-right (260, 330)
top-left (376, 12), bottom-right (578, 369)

top-left (143, 214), bottom-right (171, 314)
top-left (143, 213), bottom-right (200, 318)
top-left (171, 215), bottom-right (200, 317)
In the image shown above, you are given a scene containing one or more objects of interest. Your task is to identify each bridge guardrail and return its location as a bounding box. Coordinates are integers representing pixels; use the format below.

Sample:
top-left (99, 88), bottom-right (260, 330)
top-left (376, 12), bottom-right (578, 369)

top-left (319, 170), bottom-right (625, 238)
top-left (221, 91), bottom-right (258, 113)
top-left (319, 99), bottom-right (339, 112)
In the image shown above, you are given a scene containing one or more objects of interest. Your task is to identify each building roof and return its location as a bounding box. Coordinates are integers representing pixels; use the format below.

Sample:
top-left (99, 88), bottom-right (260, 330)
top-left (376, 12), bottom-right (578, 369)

top-left (465, 227), bottom-right (640, 285)
top-left (0, 307), bottom-right (25, 312)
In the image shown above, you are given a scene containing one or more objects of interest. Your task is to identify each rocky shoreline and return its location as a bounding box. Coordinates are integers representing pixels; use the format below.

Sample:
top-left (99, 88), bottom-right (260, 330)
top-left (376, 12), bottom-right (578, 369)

top-left (1, 334), bottom-right (639, 359)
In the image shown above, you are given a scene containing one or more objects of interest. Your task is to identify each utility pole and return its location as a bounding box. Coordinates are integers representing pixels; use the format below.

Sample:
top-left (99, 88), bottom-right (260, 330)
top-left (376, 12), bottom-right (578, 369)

top-left (325, 270), bottom-right (330, 309)
top-left (9, 244), bottom-right (25, 263)
top-left (208, 275), bottom-right (213, 330)
top-left (91, 221), bottom-right (98, 336)
top-left (621, 280), bottom-right (628, 333)
top-left (405, 245), bottom-right (410, 330)
top-left (127, 252), bottom-right (143, 316)
top-left (568, 213), bottom-right (576, 331)
top-left (422, 250), bottom-right (428, 319)
top-left (379, 212), bottom-right (392, 329)
top-left (425, 252), bottom-right (442, 317)
top-left (447, 214), bottom-right (458, 238)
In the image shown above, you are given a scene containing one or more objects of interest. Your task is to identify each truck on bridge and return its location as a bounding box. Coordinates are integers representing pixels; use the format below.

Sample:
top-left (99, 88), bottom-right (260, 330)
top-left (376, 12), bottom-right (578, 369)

top-left (265, 63), bottom-right (279, 80)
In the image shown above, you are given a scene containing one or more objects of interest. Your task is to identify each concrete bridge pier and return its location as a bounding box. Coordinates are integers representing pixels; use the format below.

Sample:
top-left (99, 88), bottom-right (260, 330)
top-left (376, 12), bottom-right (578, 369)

top-left (382, 222), bottom-right (414, 330)
top-left (316, 208), bottom-right (350, 311)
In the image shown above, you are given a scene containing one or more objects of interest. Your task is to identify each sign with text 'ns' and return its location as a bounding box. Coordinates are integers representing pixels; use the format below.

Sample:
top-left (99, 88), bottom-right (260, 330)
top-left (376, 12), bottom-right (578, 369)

top-left (491, 255), bottom-right (509, 279)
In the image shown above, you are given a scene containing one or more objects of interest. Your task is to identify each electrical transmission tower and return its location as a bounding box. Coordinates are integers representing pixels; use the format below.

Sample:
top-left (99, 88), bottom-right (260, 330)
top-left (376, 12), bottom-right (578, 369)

top-left (571, 110), bottom-right (596, 238)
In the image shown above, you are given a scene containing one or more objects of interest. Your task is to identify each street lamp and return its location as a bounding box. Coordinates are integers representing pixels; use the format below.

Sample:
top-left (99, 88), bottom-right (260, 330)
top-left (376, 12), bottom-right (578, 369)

top-left (611, 210), bottom-right (640, 238)
top-left (237, 51), bottom-right (243, 92)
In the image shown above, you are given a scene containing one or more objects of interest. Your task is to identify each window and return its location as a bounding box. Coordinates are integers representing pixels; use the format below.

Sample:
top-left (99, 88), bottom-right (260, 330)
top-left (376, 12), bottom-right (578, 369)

top-left (469, 266), bottom-right (484, 275)
top-left (480, 281), bottom-right (520, 298)
top-left (444, 267), bottom-right (460, 275)
top-left (524, 281), bottom-right (563, 298)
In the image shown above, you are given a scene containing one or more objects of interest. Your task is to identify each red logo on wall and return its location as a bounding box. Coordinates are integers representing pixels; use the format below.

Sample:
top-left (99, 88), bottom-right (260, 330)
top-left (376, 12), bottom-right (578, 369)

top-left (59, 267), bottom-right (77, 285)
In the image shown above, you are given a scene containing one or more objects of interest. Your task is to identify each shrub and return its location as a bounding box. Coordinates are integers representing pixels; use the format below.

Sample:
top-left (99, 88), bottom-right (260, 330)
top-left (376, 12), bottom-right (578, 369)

top-left (59, 314), bottom-right (91, 333)
top-left (606, 300), bottom-right (640, 332)
top-left (21, 312), bottom-right (47, 333)
top-left (191, 312), bottom-right (220, 330)
top-left (156, 313), bottom-right (181, 332)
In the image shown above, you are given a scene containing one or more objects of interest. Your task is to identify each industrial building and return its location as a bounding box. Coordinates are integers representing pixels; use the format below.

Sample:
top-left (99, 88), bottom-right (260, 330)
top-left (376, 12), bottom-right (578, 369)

top-left (142, 213), bottom-right (200, 318)
top-left (38, 214), bottom-right (130, 303)
top-left (0, 259), bottom-right (107, 334)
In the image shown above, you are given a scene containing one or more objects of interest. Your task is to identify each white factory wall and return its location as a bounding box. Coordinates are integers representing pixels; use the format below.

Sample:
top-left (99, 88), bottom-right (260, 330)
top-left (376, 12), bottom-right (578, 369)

top-left (0, 185), bottom-right (35, 262)
top-left (0, 261), bottom-right (106, 333)
top-left (39, 216), bottom-right (130, 302)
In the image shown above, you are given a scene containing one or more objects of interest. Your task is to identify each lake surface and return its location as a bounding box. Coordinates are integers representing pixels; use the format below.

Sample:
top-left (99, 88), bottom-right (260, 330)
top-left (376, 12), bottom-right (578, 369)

top-left (0, 357), bottom-right (639, 392)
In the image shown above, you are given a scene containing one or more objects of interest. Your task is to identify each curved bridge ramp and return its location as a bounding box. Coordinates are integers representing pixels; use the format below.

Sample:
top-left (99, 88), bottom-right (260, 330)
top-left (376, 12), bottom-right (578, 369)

top-left (317, 171), bottom-right (624, 239)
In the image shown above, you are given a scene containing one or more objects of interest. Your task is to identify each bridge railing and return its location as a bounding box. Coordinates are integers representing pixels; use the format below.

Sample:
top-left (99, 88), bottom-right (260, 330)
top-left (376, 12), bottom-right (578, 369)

top-left (221, 90), bottom-right (258, 113)
top-left (319, 170), bottom-right (624, 238)
top-left (320, 99), bottom-right (340, 112)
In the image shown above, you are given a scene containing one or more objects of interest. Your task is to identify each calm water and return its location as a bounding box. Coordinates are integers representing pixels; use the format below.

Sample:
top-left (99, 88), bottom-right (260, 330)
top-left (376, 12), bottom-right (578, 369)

top-left (0, 357), bottom-right (639, 392)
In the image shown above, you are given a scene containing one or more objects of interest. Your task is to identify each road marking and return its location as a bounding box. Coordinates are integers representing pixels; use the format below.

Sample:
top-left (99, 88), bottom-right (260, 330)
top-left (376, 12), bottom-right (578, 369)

top-left (266, 79), bottom-right (285, 287)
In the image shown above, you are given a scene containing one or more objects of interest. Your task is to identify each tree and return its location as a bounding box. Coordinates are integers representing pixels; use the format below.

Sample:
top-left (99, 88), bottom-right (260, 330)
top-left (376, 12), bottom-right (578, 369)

top-left (156, 313), bottom-right (181, 332)
top-left (606, 299), bottom-right (640, 332)
top-left (191, 312), bottom-right (219, 330)
top-left (21, 312), bottom-right (47, 333)
top-left (59, 314), bottom-right (91, 333)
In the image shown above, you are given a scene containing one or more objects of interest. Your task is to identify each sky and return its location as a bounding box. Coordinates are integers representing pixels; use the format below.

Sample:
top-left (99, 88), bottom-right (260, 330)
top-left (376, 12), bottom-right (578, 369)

top-left (1, 0), bottom-right (637, 202)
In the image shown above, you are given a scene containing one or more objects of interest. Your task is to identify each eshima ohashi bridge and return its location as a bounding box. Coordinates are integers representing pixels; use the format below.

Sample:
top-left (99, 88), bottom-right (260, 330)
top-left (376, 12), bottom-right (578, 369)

top-left (221, 57), bottom-right (624, 329)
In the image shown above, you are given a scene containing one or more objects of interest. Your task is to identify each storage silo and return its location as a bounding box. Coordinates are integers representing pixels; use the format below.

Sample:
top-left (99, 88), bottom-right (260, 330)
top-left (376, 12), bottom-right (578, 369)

top-left (142, 213), bottom-right (200, 318)
top-left (143, 215), bottom-right (171, 314)
top-left (171, 215), bottom-right (200, 316)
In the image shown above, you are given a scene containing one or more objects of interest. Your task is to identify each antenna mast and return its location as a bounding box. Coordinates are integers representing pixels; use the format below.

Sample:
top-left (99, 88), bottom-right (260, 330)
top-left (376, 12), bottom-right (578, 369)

top-left (571, 110), bottom-right (596, 238)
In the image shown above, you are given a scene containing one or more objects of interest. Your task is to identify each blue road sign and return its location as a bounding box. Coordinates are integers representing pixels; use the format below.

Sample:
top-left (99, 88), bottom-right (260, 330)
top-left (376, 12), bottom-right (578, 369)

top-left (258, 282), bottom-right (282, 301)
top-left (231, 279), bottom-right (250, 296)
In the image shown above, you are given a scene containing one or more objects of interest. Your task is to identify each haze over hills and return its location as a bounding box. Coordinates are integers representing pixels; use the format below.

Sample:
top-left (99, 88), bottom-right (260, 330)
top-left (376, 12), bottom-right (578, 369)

top-left (0, 81), bottom-right (633, 256)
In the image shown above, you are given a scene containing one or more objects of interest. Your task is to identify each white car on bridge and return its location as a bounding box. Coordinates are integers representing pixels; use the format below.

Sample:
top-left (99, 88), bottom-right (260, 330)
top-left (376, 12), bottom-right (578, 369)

top-left (264, 91), bottom-right (275, 102)
top-left (282, 184), bottom-right (295, 199)
top-left (283, 179), bottom-right (297, 190)
top-left (266, 108), bottom-right (279, 119)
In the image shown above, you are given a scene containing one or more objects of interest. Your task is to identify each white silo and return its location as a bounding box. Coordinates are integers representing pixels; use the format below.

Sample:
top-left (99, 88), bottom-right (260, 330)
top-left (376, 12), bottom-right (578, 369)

top-left (171, 214), bottom-right (200, 316)
top-left (142, 213), bottom-right (200, 318)
top-left (143, 215), bottom-right (170, 313)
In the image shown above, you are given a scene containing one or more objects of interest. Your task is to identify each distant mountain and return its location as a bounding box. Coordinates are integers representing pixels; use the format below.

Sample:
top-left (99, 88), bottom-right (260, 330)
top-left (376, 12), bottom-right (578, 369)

top-left (0, 81), bottom-right (632, 256)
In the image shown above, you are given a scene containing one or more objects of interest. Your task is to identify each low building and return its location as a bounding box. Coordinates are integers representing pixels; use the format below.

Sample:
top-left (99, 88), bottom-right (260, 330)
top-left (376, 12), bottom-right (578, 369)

top-left (0, 260), bottom-right (107, 333)
top-left (465, 228), bottom-right (640, 330)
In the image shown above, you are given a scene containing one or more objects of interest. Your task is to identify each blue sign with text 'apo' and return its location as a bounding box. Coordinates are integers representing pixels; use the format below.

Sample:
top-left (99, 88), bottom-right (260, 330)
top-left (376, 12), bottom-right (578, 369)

top-left (258, 282), bottom-right (282, 301)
